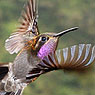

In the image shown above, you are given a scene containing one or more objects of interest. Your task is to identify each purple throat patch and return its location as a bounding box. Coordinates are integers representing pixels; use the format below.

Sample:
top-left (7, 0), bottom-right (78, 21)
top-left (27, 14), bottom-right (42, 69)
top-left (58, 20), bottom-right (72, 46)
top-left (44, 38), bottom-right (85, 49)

top-left (37, 39), bottom-right (57, 59)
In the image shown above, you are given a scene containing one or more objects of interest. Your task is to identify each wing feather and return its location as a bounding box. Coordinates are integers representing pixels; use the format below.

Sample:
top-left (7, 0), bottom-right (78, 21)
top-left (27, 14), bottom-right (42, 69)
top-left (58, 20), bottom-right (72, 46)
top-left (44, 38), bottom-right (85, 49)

top-left (39, 44), bottom-right (95, 72)
top-left (5, 0), bottom-right (39, 54)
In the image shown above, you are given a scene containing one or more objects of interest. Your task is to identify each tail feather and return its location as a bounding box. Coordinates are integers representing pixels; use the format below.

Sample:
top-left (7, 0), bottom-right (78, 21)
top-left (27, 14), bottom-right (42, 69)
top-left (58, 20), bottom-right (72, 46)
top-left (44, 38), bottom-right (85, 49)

top-left (0, 63), bottom-right (25, 95)
top-left (15, 89), bottom-right (22, 95)
top-left (0, 89), bottom-right (23, 95)
top-left (0, 92), bottom-right (12, 95)
top-left (5, 92), bottom-right (12, 95)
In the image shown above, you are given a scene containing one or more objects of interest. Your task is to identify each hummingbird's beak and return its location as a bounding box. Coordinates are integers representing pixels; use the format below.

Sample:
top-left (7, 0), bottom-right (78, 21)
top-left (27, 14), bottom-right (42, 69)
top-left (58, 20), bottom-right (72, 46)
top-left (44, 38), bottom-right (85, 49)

top-left (53, 27), bottom-right (79, 37)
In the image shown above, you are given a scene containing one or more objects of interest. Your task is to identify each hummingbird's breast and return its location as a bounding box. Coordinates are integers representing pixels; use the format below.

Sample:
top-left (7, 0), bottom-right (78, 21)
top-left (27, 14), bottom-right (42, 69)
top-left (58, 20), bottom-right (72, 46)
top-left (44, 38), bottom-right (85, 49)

top-left (12, 50), bottom-right (40, 81)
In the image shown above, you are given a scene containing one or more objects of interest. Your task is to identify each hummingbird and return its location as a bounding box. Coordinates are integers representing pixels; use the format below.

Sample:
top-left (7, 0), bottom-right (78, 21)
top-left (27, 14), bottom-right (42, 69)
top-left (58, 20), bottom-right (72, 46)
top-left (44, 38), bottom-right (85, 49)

top-left (0, 0), bottom-right (95, 95)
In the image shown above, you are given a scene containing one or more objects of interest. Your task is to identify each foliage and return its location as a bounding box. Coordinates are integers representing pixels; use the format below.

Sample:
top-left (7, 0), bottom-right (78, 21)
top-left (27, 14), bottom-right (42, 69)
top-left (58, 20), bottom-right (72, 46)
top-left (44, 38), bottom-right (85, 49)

top-left (0, 0), bottom-right (95, 95)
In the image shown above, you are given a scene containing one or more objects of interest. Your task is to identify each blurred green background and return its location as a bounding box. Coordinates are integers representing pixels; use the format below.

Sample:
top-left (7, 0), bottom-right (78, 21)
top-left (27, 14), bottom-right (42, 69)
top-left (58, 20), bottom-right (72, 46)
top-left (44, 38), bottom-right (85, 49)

top-left (0, 0), bottom-right (95, 95)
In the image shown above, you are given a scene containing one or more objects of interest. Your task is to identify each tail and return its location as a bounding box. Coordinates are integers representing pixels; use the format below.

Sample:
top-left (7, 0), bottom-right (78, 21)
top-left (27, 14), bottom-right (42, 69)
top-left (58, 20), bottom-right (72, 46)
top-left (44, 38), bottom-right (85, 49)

top-left (0, 89), bottom-right (23, 95)
top-left (0, 63), bottom-right (25, 95)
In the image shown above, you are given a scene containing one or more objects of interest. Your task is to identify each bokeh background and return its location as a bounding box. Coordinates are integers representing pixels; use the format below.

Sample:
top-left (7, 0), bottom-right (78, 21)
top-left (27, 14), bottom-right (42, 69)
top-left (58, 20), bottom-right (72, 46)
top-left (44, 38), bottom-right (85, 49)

top-left (0, 0), bottom-right (95, 95)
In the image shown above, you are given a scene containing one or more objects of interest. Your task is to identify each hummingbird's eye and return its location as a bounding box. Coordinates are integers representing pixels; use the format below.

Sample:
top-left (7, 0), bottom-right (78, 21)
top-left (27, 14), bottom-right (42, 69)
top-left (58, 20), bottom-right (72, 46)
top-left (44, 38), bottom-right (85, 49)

top-left (41, 37), bottom-right (49, 42)
top-left (41, 37), bottom-right (47, 41)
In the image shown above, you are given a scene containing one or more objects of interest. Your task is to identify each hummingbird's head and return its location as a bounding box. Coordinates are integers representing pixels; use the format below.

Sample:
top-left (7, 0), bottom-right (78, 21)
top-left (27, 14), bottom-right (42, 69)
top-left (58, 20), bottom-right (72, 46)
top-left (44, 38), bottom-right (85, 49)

top-left (27, 27), bottom-right (78, 59)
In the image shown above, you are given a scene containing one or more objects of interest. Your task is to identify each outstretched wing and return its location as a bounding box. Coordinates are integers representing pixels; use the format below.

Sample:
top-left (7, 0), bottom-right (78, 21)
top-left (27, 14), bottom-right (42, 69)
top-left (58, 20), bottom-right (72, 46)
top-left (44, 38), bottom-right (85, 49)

top-left (5, 0), bottom-right (39, 54)
top-left (37, 44), bottom-right (95, 73)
